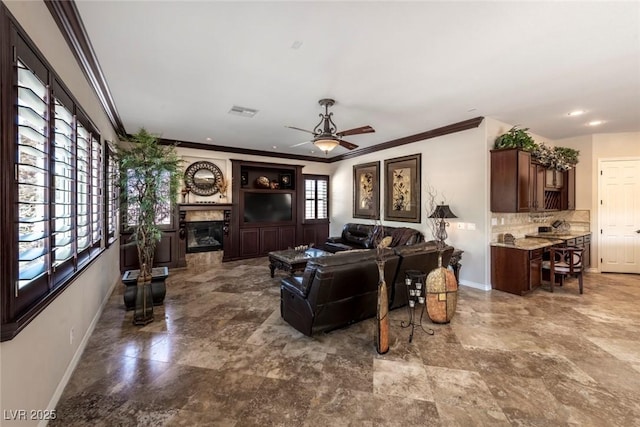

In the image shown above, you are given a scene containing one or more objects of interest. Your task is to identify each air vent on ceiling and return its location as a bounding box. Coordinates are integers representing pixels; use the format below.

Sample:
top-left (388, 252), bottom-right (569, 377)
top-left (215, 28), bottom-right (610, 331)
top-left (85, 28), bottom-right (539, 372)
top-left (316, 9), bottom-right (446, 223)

top-left (228, 105), bottom-right (258, 118)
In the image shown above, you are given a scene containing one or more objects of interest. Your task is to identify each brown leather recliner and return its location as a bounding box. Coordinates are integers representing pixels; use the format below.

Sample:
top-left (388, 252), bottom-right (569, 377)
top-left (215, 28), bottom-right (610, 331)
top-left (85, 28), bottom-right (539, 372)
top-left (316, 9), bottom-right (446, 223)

top-left (280, 243), bottom-right (453, 336)
top-left (280, 249), bottom-right (399, 336)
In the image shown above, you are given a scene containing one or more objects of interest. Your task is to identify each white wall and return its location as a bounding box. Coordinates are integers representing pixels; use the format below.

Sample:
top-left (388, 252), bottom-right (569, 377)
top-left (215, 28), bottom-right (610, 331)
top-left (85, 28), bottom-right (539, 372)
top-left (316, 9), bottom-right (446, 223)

top-left (331, 122), bottom-right (491, 290)
top-left (1, 2), bottom-right (121, 425)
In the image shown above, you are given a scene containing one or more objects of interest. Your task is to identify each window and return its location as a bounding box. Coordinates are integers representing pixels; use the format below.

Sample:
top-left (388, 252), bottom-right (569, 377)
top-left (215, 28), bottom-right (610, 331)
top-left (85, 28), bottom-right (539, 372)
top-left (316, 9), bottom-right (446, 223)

top-left (124, 170), bottom-right (173, 229)
top-left (304, 175), bottom-right (329, 221)
top-left (2, 24), bottom-right (108, 340)
top-left (105, 144), bottom-right (119, 245)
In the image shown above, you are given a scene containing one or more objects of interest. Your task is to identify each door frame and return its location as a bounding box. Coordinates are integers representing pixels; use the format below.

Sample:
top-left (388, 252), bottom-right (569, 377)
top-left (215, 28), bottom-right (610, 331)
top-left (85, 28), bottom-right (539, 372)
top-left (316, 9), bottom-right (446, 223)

top-left (597, 157), bottom-right (640, 273)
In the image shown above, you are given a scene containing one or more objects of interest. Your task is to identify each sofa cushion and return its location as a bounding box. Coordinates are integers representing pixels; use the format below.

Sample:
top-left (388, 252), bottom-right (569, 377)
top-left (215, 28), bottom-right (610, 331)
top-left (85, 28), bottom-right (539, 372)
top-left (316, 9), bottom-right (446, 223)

top-left (341, 223), bottom-right (376, 248)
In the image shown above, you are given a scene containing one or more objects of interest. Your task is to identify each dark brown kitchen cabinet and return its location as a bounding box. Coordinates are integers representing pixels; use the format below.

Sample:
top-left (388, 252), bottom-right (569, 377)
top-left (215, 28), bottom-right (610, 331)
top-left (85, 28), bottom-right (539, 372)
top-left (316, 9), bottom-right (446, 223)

top-left (492, 149), bottom-right (578, 213)
top-left (491, 149), bottom-right (532, 212)
top-left (530, 162), bottom-right (545, 212)
top-left (491, 245), bottom-right (543, 295)
top-left (562, 168), bottom-right (576, 210)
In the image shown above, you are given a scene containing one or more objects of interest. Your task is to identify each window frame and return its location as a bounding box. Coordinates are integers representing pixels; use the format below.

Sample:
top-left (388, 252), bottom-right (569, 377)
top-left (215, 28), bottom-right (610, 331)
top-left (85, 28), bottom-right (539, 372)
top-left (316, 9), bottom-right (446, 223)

top-left (1, 9), bottom-right (110, 341)
top-left (303, 174), bottom-right (330, 223)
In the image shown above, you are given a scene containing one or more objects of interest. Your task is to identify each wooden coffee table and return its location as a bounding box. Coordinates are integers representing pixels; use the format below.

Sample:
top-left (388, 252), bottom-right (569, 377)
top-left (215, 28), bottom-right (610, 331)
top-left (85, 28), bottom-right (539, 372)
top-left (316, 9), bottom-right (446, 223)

top-left (268, 247), bottom-right (331, 278)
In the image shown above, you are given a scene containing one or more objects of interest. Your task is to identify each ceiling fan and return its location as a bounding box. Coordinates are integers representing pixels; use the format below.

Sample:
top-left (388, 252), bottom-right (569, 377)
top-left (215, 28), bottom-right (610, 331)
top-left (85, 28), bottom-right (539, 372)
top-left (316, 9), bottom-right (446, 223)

top-left (286, 98), bottom-right (375, 153)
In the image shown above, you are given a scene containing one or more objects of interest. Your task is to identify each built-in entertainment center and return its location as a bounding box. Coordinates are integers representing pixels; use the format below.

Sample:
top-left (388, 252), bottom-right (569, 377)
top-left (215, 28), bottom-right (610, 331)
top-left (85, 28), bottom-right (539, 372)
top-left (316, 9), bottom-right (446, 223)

top-left (225, 159), bottom-right (320, 260)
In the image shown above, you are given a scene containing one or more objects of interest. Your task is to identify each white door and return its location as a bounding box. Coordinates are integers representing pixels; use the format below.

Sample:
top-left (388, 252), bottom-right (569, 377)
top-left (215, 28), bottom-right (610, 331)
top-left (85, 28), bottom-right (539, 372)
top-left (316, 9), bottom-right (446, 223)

top-left (599, 159), bottom-right (640, 273)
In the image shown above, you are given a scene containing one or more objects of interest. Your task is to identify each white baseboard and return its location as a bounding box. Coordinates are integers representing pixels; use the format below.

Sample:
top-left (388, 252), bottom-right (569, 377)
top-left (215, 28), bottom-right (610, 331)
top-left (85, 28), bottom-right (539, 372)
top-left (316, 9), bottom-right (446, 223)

top-left (459, 280), bottom-right (491, 291)
top-left (40, 278), bottom-right (119, 427)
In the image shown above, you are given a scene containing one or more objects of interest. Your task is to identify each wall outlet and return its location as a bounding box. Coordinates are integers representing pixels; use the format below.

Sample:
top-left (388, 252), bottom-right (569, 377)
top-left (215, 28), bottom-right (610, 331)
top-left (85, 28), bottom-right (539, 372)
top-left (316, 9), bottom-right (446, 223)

top-left (491, 218), bottom-right (498, 226)
top-left (467, 223), bottom-right (476, 230)
top-left (457, 222), bottom-right (466, 230)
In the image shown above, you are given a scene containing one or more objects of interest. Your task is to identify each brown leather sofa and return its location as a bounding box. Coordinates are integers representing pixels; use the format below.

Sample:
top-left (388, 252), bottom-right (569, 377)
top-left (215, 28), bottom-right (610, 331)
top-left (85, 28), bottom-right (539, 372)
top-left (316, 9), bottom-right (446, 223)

top-left (324, 223), bottom-right (424, 253)
top-left (280, 243), bottom-right (453, 336)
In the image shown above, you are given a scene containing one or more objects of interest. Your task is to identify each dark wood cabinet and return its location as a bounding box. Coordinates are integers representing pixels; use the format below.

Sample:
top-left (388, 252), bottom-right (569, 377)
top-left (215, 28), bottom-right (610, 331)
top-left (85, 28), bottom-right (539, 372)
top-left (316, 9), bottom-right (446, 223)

top-left (491, 245), bottom-right (543, 295)
top-left (230, 160), bottom-right (305, 260)
top-left (302, 223), bottom-right (330, 248)
top-left (492, 149), bottom-right (578, 213)
top-left (562, 168), bottom-right (576, 210)
top-left (120, 208), bottom-right (181, 272)
top-left (530, 162), bottom-right (545, 212)
top-left (491, 149), bottom-right (532, 212)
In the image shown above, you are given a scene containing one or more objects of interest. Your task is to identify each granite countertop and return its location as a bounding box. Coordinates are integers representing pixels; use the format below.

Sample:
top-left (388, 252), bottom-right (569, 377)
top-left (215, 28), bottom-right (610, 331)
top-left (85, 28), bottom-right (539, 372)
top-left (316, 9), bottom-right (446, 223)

top-left (524, 231), bottom-right (591, 240)
top-left (491, 237), bottom-right (564, 250)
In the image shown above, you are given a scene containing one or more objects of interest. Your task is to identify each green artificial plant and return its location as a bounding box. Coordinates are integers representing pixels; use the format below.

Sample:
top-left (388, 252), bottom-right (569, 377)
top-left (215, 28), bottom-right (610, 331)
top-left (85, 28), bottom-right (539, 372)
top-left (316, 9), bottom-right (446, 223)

top-left (494, 126), bottom-right (580, 171)
top-left (116, 128), bottom-right (182, 282)
top-left (494, 126), bottom-right (537, 151)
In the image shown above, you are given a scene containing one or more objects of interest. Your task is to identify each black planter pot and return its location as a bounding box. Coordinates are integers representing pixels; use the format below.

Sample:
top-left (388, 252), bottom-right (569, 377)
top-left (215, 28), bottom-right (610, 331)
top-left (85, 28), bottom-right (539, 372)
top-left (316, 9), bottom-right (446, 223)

top-left (122, 266), bottom-right (169, 310)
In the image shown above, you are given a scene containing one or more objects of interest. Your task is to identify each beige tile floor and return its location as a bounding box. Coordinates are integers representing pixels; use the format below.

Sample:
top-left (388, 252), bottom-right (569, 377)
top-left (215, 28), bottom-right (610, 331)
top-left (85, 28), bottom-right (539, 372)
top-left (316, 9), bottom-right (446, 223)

top-left (52, 258), bottom-right (640, 426)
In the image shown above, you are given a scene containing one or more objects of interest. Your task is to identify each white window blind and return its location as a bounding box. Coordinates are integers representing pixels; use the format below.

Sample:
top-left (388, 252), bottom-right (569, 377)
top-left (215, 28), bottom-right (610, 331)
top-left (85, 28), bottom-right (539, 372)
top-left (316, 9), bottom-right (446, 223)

top-left (16, 60), bottom-right (49, 290)
top-left (52, 98), bottom-right (75, 265)
top-left (91, 135), bottom-right (103, 244)
top-left (304, 176), bottom-right (328, 220)
top-left (76, 122), bottom-right (90, 252)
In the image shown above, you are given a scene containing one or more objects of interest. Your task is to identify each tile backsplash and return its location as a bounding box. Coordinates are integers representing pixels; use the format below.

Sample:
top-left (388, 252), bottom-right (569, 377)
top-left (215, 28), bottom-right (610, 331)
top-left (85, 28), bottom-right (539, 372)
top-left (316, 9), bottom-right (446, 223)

top-left (491, 210), bottom-right (590, 242)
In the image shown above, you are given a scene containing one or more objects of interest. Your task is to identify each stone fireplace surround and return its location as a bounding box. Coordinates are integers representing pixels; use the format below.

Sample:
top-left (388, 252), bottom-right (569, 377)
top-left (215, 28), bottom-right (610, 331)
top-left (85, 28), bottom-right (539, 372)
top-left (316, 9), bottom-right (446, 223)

top-left (179, 203), bottom-right (232, 267)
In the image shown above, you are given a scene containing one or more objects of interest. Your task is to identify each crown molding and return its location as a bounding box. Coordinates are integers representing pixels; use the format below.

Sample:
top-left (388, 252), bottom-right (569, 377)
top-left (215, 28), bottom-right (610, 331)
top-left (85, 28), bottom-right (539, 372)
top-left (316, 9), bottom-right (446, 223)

top-left (45, 0), bottom-right (126, 136)
top-left (157, 139), bottom-right (332, 164)
top-left (157, 117), bottom-right (484, 164)
top-left (330, 117), bottom-right (485, 162)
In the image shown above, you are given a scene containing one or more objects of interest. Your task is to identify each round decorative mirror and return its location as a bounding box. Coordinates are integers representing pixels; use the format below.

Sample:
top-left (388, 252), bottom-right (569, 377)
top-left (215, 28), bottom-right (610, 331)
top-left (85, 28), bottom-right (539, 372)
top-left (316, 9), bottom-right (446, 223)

top-left (184, 161), bottom-right (224, 196)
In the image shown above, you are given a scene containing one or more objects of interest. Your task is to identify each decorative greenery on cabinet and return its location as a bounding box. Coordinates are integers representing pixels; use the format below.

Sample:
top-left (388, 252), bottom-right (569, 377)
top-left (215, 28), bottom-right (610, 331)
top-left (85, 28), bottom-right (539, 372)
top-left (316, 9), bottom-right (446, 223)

top-left (494, 126), bottom-right (580, 171)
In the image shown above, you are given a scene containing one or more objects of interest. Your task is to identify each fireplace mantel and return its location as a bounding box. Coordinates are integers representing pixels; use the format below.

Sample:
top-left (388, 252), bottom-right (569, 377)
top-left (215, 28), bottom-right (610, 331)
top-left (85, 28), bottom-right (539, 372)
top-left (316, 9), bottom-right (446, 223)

top-left (177, 203), bottom-right (234, 266)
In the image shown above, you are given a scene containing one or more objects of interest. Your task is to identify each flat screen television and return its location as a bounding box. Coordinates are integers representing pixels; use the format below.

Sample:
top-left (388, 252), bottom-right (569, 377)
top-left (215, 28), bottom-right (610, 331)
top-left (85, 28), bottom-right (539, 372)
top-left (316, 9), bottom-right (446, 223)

top-left (243, 192), bottom-right (292, 223)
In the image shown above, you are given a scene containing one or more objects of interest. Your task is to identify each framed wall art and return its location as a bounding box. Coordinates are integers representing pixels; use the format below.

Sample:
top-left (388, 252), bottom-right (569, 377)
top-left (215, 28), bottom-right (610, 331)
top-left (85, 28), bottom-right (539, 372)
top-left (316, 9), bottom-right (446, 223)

top-left (384, 154), bottom-right (421, 223)
top-left (353, 161), bottom-right (380, 219)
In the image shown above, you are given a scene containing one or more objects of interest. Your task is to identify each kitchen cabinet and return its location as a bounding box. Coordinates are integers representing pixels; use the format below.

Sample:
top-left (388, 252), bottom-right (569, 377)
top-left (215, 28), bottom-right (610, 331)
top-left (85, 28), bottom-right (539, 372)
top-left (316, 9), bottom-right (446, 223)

top-left (491, 149), bottom-right (532, 212)
top-left (545, 169), bottom-right (564, 189)
top-left (491, 245), bottom-right (543, 295)
top-left (562, 168), bottom-right (576, 210)
top-left (530, 162), bottom-right (545, 212)
top-left (491, 149), bottom-right (578, 213)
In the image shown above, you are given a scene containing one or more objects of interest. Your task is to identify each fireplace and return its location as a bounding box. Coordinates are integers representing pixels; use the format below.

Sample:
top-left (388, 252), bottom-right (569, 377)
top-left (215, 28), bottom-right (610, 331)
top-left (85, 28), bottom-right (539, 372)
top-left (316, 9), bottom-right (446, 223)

top-left (186, 221), bottom-right (223, 253)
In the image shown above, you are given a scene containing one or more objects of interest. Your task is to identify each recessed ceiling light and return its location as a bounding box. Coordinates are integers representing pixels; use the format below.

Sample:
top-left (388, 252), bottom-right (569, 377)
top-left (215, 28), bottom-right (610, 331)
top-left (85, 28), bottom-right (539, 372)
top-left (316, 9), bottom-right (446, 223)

top-left (205, 137), bottom-right (212, 141)
top-left (567, 110), bottom-right (585, 117)
top-left (272, 145), bottom-right (277, 149)
top-left (588, 120), bottom-right (603, 126)
top-left (228, 105), bottom-right (258, 118)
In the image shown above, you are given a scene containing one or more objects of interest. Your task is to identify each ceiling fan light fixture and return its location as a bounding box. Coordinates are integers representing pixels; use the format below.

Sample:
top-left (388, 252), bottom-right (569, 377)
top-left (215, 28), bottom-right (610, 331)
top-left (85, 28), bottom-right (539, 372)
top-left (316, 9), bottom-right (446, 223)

top-left (313, 137), bottom-right (339, 154)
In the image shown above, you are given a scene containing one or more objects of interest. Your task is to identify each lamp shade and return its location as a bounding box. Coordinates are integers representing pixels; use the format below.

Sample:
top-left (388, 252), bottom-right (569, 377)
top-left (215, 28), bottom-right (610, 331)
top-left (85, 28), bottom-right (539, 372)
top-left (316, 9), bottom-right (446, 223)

top-left (313, 137), bottom-right (339, 153)
top-left (429, 204), bottom-right (457, 219)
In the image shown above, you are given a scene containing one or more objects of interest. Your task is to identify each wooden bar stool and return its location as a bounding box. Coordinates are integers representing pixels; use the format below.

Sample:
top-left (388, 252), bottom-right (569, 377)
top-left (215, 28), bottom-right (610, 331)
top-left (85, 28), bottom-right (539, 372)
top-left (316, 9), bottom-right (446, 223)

top-left (542, 246), bottom-right (584, 294)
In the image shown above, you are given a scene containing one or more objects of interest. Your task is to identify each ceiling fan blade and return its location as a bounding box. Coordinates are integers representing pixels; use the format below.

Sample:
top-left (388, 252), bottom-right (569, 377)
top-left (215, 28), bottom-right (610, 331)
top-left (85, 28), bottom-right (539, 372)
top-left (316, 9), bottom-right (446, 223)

top-left (285, 125), bottom-right (316, 135)
top-left (336, 125), bottom-right (375, 137)
top-left (337, 139), bottom-right (358, 150)
top-left (290, 140), bottom-right (312, 148)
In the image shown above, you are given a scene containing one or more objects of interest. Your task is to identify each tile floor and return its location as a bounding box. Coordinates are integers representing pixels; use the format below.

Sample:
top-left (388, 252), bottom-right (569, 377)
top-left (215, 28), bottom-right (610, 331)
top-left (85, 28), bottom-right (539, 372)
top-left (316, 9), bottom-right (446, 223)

top-left (52, 258), bottom-right (640, 426)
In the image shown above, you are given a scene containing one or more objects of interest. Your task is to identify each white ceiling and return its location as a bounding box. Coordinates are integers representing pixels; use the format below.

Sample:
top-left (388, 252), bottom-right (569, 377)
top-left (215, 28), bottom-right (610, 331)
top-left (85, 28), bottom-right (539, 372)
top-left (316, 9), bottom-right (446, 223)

top-left (75, 1), bottom-right (640, 159)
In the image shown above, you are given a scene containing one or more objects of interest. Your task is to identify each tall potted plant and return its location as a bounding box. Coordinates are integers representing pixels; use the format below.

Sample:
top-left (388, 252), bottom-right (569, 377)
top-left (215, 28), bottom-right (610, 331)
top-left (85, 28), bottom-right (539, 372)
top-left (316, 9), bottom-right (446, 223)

top-left (116, 128), bottom-right (182, 325)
